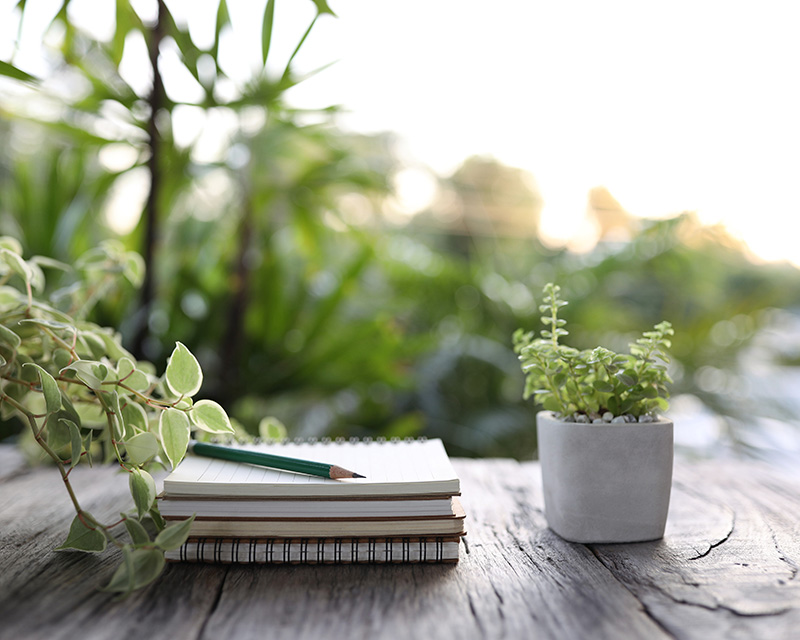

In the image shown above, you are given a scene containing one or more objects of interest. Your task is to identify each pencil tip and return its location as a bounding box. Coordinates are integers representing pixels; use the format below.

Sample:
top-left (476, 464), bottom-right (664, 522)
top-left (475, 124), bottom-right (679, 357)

top-left (352, 473), bottom-right (366, 478)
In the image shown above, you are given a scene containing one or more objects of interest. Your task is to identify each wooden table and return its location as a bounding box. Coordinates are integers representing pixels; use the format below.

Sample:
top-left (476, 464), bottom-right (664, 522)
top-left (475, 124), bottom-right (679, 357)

top-left (1, 445), bottom-right (799, 640)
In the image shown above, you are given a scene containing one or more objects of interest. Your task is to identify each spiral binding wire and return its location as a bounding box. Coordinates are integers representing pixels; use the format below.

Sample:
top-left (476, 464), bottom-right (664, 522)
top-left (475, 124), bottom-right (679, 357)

top-left (208, 434), bottom-right (428, 446)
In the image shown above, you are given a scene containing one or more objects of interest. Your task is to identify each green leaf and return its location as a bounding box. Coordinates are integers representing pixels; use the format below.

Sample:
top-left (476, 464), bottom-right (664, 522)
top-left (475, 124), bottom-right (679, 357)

top-left (104, 548), bottom-right (165, 594)
top-left (105, 391), bottom-right (125, 440)
top-left (82, 430), bottom-right (93, 467)
top-left (159, 408), bottom-right (190, 469)
top-left (259, 416), bottom-right (287, 440)
top-left (0, 236), bottom-right (23, 255)
top-left (121, 400), bottom-right (149, 434)
top-left (129, 468), bottom-right (157, 518)
top-left (59, 392), bottom-right (82, 428)
top-left (1, 248), bottom-right (33, 283)
top-left (160, 2), bottom-right (203, 83)
top-left (261, 0), bottom-right (275, 66)
top-left (0, 59), bottom-right (38, 83)
top-left (23, 363), bottom-right (61, 413)
top-left (653, 397), bottom-right (670, 411)
top-left (57, 513), bottom-right (107, 552)
top-left (28, 262), bottom-right (45, 293)
top-left (310, 0), bottom-right (336, 15)
top-left (111, 0), bottom-right (128, 65)
top-left (115, 356), bottom-right (137, 385)
top-left (281, 13), bottom-right (318, 82)
top-left (30, 255), bottom-right (71, 271)
top-left (60, 360), bottom-right (105, 390)
top-left (214, 0), bottom-right (231, 58)
top-left (77, 330), bottom-right (107, 360)
top-left (68, 420), bottom-right (82, 469)
top-left (19, 317), bottom-right (73, 332)
top-left (125, 431), bottom-right (158, 465)
top-left (154, 515), bottom-right (195, 551)
top-left (617, 369), bottom-right (638, 388)
top-left (542, 396), bottom-right (562, 412)
top-left (116, 546), bottom-right (136, 594)
top-left (97, 330), bottom-right (134, 363)
top-left (0, 323), bottom-right (21, 349)
top-left (124, 517), bottom-right (151, 546)
top-left (47, 418), bottom-right (72, 452)
top-left (118, 356), bottom-right (150, 391)
top-left (149, 506), bottom-right (166, 530)
top-left (592, 380), bottom-right (614, 393)
top-left (190, 399), bottom-right (233, 434)
top-left (124, 252), bottom-right (145, 287)
top-left (165, 342), bottom-right (203, 397)
top-left (52, 348), bottom-right (72, 369)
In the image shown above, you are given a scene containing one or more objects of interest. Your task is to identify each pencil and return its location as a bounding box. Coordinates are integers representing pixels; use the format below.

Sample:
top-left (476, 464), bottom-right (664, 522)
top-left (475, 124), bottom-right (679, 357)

top-left (188, 441), bottom-right (366, 479)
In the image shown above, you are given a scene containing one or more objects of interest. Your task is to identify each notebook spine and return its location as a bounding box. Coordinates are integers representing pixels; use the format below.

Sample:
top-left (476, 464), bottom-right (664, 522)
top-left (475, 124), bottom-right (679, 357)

top-left (168, 536), bottom-right (459, 564)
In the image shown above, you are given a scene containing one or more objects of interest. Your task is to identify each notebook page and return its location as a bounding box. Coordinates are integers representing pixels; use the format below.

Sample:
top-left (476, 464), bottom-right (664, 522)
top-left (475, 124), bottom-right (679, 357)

top-left (163, 439), bottom-right (460, 498)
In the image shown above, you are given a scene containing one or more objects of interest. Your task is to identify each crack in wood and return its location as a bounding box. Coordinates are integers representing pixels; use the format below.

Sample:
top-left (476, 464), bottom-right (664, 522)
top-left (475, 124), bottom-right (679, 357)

top-left (590, 546), bottom-right (792, 621)
top-left (761, 509), bottom-right (800, 583)
top-left (587, 546), bottom-right (677, 639)
top-left (500, 525), bottom-right (542, 574)
top-left (195, 566), bottom-right (230, 640)
top-left (686, 513), bottom-right (735, 561)
top-left (660, 592), bottom-right (791, 618)
top-left (466, 591), bottom-right (487, 637)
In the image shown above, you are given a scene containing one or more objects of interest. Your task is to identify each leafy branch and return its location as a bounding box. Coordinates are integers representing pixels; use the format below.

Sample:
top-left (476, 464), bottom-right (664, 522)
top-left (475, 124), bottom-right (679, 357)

top-left (0, 237), bottom-right (235, 595)
top-left (514, 283), bottom-right (674, 420)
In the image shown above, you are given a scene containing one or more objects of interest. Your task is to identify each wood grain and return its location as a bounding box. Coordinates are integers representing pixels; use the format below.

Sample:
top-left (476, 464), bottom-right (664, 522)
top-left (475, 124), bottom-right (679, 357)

top-left (589, 462), bottom-right (800, 639)
top-left (1, 445), bottom-right (799, 640)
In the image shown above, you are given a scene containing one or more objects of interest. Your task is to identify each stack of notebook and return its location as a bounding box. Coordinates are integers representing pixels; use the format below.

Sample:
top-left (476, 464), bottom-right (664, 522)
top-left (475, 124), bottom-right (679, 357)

top-left (160, 438), bottom-right (466, 564)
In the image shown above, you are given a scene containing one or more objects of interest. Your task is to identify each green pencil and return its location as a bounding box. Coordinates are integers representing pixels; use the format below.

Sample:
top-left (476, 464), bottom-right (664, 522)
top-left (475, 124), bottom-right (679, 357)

top-left (188, 441), bottom-right (366, 480)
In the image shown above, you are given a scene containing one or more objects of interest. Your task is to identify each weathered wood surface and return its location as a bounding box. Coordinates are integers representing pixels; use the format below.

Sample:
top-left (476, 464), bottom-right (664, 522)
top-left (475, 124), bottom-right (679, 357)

top-left (1, 446), bottom-right (799, 640)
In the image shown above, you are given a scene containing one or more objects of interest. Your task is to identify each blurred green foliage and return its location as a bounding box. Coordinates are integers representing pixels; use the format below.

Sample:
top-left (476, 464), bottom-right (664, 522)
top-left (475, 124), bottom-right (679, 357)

top-left (2, 1), bottom-right (800, 460)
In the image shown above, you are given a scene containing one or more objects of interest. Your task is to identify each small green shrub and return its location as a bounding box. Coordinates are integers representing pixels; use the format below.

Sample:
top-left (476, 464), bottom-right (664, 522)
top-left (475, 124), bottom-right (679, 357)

top-left (513, 283), bottom-right (674, 420)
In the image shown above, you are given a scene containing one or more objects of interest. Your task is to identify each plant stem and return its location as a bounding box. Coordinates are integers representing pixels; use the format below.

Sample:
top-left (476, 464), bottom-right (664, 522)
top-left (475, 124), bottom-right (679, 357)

top-left (601, 362), bottom-right (623, 413)
top-left (1, 392), bottom-right (125, 549)
top-left (41, 325), bottom-right (80, 361)
top-left (549, 296), bottom-right (559, 349)
top-left (563, 359), bottom-right (585, 412)
top-left (2, 393), bottom-right (83, 513)
top-left (530, 351), bottom-right (569, 413)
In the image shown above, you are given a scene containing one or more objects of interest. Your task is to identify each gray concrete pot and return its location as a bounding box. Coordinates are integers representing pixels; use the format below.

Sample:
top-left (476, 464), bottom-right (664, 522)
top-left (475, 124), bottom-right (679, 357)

top-left (537, 411), bottom-right (673, 543)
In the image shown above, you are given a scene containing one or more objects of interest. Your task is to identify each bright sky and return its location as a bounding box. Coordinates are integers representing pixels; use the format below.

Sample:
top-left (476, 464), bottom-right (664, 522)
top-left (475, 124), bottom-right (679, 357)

top-left (4, 0), bottom-right (800, 264)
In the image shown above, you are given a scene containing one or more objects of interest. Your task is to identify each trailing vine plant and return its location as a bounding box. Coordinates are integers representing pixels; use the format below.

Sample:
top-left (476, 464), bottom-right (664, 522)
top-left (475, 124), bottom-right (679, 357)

top-left (513, 283), bottom-right (674, 420)
top-left (0, 237), bottom-right (235, 595)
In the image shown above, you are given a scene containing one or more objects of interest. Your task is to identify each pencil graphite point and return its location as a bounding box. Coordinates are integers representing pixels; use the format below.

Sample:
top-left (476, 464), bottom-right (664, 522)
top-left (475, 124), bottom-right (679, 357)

top-left (329, 465), bottom-right (365, 480)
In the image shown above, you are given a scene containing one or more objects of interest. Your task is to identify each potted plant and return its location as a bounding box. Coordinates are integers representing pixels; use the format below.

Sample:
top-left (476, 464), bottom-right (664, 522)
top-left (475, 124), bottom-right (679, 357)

top-left (513, 283), bottom-right (675, 543)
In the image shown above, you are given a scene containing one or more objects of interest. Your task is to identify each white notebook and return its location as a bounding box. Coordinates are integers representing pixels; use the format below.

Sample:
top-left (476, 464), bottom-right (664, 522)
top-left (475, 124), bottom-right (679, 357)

top-left (159, 498), bottom-right (456, 519)
top-left (174, 499), bottom-right (466, 537)
top-left (162, 438), bottom-right (461, 498)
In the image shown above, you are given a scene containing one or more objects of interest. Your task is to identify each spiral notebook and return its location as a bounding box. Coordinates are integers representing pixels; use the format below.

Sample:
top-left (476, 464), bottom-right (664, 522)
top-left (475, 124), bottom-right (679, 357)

top-left (162, 438), bottom-right (461, 498)
top-left (166, 536), bottom-right (462, 564)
